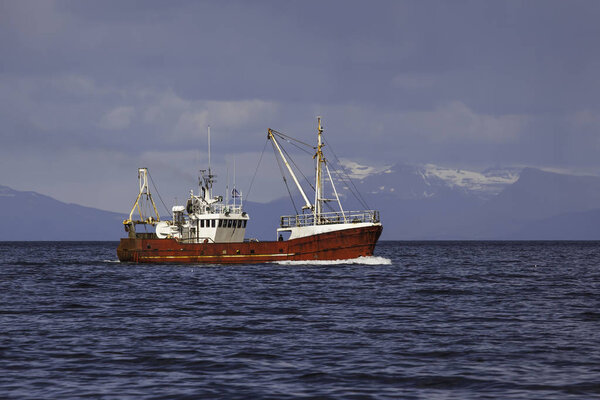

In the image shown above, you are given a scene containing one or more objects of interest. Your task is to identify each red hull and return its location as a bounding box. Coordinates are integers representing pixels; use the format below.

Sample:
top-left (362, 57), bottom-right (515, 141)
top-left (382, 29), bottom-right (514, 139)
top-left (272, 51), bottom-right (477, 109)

top-left (117, 225), bottom-right (382, 264)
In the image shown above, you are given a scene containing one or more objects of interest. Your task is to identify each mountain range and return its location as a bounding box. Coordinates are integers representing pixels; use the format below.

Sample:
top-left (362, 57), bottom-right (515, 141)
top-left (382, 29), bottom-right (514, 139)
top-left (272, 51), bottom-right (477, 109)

top-left (0, 185), bottom-right (125, 241)
top-left (348, 163), bottom-right (600, 239)
top-left (2, 163), bottom-right (600, 240)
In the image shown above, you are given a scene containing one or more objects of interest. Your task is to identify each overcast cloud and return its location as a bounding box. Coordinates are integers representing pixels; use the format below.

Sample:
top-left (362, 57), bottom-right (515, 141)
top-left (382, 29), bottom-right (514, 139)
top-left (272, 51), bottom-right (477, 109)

top-left (1, 0), bottom-right (599, 211)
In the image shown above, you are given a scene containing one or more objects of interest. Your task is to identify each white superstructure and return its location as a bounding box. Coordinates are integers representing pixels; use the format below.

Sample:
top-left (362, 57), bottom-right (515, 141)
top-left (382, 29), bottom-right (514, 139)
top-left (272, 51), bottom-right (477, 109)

top-left (153, 128), bottom-right (249, 244)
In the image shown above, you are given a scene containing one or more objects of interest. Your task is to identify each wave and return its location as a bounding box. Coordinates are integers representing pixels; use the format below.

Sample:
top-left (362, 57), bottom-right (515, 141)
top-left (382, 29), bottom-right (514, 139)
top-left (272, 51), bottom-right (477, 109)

top-left (101, 257), bottom-right (392, 266)
top-left (274, 256), bottom-right (392, 266)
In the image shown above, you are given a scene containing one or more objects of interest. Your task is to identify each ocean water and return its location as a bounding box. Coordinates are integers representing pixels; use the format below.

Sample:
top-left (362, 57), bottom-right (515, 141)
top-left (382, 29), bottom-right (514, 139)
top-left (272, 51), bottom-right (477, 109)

top-left (1, 241), bottom-right (600, 399)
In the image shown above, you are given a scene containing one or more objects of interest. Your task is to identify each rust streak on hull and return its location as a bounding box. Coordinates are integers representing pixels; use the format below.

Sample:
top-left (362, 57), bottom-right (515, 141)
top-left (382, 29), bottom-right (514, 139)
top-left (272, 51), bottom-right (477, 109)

top-left (117, 225), bottom-right (382, 264)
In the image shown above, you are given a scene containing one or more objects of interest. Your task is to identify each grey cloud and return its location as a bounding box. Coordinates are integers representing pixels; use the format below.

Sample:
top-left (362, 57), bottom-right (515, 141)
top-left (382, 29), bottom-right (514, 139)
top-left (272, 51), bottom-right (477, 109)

top-left (3, 1), bottom-right (599, 111)
top-left (1, 0), bottom-right (600, 210)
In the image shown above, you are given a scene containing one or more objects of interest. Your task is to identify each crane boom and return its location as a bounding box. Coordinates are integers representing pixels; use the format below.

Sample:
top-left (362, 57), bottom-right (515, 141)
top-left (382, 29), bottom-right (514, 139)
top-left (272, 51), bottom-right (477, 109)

top-left (268, 129), bottom-right (313, 211)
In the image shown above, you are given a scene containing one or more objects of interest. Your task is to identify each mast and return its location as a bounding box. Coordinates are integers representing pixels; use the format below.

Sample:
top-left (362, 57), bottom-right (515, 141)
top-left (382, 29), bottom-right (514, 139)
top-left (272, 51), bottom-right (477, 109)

top-left (207, 125), bottom-right (212, 198)
top-left (314, 117), bottom-right (324, 224)
top-left (200, 125), bottom-right (216, 201)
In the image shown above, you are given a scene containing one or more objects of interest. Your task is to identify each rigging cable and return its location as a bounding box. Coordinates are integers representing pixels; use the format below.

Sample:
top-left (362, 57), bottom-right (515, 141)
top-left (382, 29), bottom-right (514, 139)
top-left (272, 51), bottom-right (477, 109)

top-left (270, 129), bottom-right (314, 149)
top-left (273, 131), bottom-right (347, 214)
top-left (278, 139), bottom-right (315, 192)
top-left (330, 161), bottom-right (370, 210)
top-left (147, 170), bottom-right (170, 218)
top-left (270, 139), bottom-right (299, 215)
top-left (270, 130), bottom-right (314, 156)
top-left (283, 138), bottom-right (314, 156)
top-left (323, 138), bottom-right (371, 210)
top-left (244, 137), bottom-right (269, 203)
top-left (321, 160), bottom-right (337, 213)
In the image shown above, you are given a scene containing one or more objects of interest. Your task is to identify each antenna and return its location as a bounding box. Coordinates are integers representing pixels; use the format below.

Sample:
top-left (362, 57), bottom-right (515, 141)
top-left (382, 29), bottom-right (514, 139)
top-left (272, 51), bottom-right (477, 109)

top-left (233, 156), bottom-right (236, 208)
top-left (203, 125), bottom-right (216, 198)
top-left (226, 162), bottom-right (229, 207)
top-left (208, 125), bottom-right (211, 175)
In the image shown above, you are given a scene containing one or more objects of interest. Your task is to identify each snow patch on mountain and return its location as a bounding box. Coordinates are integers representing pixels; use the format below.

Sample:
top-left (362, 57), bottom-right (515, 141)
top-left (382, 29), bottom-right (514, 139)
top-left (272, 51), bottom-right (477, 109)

top-left (423, 164), bottom-right (519, 196)
top-left (337, 160), bottom-right (521, 199)
top-left (338, 160), bottom-right (392, 180)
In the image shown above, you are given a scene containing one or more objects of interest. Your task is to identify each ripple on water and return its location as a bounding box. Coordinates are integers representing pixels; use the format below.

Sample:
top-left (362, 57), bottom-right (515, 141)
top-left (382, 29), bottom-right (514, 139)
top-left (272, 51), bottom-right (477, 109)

top-left (0, 241), bottom-right (599, 399)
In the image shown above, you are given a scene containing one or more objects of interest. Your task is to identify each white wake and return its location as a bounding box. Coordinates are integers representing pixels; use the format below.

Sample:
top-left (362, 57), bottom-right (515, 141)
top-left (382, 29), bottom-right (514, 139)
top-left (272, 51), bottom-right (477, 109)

top-left (274, 256), bottom-right (392, 266)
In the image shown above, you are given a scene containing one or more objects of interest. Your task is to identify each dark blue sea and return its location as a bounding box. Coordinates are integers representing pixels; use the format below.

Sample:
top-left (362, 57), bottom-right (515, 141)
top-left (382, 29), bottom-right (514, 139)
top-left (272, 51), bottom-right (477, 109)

top-left (1, 241), bottom-right (600, 399)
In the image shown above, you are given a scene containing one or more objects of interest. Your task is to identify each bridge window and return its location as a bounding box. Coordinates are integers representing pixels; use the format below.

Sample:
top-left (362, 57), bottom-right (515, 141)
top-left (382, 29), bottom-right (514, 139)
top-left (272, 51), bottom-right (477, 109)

top-left (200, 219), bottom-right (205, 228)
top-left (211, 219), bottom-right (216, 228)
top-left (243, 220), bottom-right (247, 228)
top-left (218, 219), bottom-right (223, 227)
top-left (237, 220), bottom-right (242, 228)
top-left (228, 220), bottom-right (233, 228)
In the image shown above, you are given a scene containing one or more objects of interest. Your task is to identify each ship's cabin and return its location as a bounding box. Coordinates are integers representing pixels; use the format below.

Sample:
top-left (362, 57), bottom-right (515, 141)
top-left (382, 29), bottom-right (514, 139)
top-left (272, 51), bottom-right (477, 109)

top-left (155, 191), bottom-right (249, 244)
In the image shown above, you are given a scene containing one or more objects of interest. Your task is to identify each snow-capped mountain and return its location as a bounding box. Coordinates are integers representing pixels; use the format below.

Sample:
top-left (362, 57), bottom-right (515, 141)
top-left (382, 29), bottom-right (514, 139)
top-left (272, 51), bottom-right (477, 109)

top-left (339, 160), bottom-right (520, 201)
top-left (3, 163), bottom-right (600, 240)
top-left (337, 160), bottom-right (392, 180)
top-left (333, 163), bottom-right (600, 240)
top-left (422, 164), bottom-right (520, 198)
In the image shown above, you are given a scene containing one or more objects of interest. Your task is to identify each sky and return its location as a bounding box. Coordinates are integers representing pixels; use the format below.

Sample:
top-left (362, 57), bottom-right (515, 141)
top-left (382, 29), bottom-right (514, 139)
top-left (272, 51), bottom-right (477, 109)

top-left (1, 0), bottom-right (600, 213)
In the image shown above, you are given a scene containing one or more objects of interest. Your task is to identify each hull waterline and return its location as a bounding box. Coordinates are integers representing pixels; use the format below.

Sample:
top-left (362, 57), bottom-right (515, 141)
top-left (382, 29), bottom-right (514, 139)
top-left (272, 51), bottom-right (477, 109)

top-left (117, 225), bottom-right (382, 264)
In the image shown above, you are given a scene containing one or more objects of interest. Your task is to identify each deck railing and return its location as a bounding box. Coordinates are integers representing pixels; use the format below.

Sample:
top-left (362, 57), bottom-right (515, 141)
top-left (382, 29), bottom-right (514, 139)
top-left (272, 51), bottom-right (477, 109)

top-left (203, 204), bottom-right (244, 215)
top-left (280, 210), bottom-right (380, 228)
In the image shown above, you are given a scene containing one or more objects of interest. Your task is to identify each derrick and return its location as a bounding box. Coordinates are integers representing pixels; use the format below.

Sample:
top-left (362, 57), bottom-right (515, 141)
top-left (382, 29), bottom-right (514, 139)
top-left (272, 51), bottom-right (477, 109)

top-left (122, 168), bottom-right (161, 237)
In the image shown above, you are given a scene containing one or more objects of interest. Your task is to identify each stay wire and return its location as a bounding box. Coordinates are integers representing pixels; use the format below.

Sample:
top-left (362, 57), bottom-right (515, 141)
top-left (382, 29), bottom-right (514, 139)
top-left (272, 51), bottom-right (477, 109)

top-left (285, 138), bottom-right (314, 156)
top-left (331, 161), bottom-right (370, 210)
top-left (323, 139), bottom-right (370, 210)
top-left (330, 165), bottom-right (366, 209)
top-left (321, 160), bottom-right (337, 213)
top-left (147, 170), bottom-right (170, 217)
top-left (324, 138), bottom-right (369, 209)
top-left (279, 139), bottom-right (315, 192)
top-left (270, 140), bottom-right (299, 215)
top-left (245, 138), bottom-right (269, 203)
top-left (282, 140), bottom-right (335, 213)
top-left (271, 129), bottom-right (314, 149)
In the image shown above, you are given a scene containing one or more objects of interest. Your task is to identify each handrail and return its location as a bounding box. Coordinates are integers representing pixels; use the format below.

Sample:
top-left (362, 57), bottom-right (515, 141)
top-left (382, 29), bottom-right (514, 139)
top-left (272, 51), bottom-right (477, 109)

top-left (194, 204), bottom-right (244, 215)
top-left (280, 210), bottom-right (379, 228)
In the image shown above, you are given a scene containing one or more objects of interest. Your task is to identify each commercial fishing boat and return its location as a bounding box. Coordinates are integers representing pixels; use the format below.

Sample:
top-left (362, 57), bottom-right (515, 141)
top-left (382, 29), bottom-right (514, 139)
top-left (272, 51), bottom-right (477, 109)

top-left (117, 118), bottom-right (382, 264)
